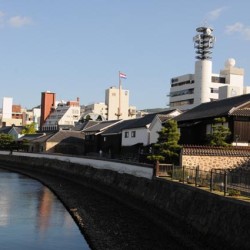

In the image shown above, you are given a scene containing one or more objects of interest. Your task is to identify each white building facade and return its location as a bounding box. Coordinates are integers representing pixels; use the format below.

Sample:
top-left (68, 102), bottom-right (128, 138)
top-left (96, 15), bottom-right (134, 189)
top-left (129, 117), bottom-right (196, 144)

top-left (42, 100), bottom-right (81, 131)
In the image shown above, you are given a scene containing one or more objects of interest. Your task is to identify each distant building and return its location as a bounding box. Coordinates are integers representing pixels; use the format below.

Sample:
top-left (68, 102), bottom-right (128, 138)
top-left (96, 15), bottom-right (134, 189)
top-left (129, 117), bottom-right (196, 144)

top-left (168, 26), bottom-right (249, 111)
top-left (41, 98), bottom-right (81, 131)
top-left (83, 102), bottom-right (107, 120)
top-left (2, 97), bottom-right (13, 121)
top-left (1, 97), bottom-right (40, 127)
top-left (40, 91), bottom-right (56, 129)
top-left (80, 86), bottom-right (136, 121)
top-left (105, 86), bottom-right (136, 120)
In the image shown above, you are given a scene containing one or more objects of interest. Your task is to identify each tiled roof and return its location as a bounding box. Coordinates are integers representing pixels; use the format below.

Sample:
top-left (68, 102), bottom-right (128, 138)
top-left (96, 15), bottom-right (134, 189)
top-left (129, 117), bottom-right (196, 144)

top-left (157, 114), bottom-right (172, 122)
top-left (0, 126), bottom-right (13, 134)
top-left (82, 120), bottom-right (121, 133)
top-left (31, 132), bottom-right (55, 142)
top-left (47, 130), bottom-right (84, 143)
top-left (18, 133), bottom-right (48, 141)
top-left (101, 119), bottom-right (137, 135)
top-left (182, 145), bottom-right (250, 157)
top-left (72, 120), bottom-right (99, 131)
top-left (175, 94), bottom-right (250, 122)
top-left (230, 108), bottom-right (250, 116)
top-left (123, 110), bottom-right (178, 130)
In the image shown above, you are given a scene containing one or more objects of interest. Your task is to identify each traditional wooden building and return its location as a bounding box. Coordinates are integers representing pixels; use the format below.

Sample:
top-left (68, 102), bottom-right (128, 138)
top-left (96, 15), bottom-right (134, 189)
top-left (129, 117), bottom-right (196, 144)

top-left (82, 120), bottom-right (121, 155)
top-left (175, 93), bottom-right (250, 145)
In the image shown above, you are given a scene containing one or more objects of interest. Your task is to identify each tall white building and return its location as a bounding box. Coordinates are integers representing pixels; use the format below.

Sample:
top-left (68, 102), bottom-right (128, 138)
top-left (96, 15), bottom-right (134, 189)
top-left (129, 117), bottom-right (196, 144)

top-left (2, 97), bottom-right (13, 120)
top-left (168, 26), bottom-right (248, 111)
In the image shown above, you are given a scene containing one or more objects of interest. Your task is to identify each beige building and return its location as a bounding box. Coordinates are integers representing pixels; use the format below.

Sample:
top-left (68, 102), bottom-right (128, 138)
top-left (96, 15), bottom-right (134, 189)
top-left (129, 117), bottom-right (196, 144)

top-left (105, 86), bottom-right (136, 120)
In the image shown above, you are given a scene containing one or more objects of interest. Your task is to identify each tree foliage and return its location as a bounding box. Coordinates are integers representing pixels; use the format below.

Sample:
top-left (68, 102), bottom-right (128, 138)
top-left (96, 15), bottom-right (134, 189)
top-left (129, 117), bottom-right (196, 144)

top-left (206, 117), bottom-right (231, 146)
top-left (0, 133), bottom-right (14, 150)
top-left (148, 119), bottom-right (181, 164)
top-left (21, 122), bottom-right (37, 134)
top-left (96, 115), bottom-right (103, 121)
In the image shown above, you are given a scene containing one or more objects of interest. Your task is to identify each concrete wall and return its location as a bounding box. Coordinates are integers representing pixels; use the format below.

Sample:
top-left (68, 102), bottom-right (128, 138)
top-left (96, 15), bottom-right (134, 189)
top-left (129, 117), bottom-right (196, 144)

top-left (0, 151), bottom-right (153, 179)
top-left (0, 152), bottom-right (249, 249)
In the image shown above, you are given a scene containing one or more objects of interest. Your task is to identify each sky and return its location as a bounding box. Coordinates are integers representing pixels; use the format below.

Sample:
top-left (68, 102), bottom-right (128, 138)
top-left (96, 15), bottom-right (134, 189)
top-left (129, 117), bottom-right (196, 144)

top-left (0, 0), bottom-right (250, 110)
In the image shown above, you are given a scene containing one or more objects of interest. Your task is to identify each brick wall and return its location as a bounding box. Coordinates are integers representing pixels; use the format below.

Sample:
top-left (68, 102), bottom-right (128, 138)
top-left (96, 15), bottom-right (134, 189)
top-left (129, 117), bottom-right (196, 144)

top-left (181, 146), bottom-right (250, 171)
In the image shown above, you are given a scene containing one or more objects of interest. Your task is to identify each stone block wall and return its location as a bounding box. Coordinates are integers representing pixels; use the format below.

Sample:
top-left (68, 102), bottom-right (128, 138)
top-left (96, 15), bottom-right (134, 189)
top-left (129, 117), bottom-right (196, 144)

top-left (181, 146), bottom-right (250, 171)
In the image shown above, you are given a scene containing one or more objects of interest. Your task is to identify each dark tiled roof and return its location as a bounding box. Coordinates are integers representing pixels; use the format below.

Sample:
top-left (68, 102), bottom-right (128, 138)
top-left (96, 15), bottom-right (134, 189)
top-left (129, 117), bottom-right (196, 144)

top-left (32, 132), bottom-right (55, 142)
top-left (0, 126), bottom-right (13, 134)
top-left (175, 94), bottom-right (250, 122)
top-left (123, 110), bottom-right (178, 130)
top-left (18, 133), bottom-right (48, 141)
top-left (72, 120), bottom-right (99, 131)
top-left (182, 145), bottom-right (250, 157)
top-left (82, 120), bottom-right (120, 133)
top-left (47, 131), bottom-right (84, 143)
top-left (101, 119), bottom-right (137, 135)
top-left (157, 114), bottom-right (172, 122)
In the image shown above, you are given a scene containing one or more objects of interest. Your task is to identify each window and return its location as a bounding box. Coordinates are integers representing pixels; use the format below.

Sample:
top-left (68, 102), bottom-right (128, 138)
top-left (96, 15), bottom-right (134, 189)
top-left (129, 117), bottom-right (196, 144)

top-left (170, 99), bottom-right (194, 107)
top-left (211, 76), bottom-right (226, 83)
top-left (171, 80), bottom-right (194, 87)
top-left (125, 132), bottom-right (129, 138)
top-left (170, 88), bottom-right (194, 97)
top-left (210, 88), bottom-right (218, 93)
top-left (131, 131), bottom-right (136, 137)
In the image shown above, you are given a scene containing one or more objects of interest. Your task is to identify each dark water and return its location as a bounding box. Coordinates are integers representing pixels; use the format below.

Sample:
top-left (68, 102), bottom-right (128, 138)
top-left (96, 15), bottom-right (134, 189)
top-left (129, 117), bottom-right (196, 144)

top-left (0, 168), bottom-right (90, 250)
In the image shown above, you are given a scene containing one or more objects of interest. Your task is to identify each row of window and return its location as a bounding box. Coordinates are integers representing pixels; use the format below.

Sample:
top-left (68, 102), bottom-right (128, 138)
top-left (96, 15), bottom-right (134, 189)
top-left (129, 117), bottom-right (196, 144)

top-left (124, 131), bottom-right (136, 138)
top-left (171, 80), bottom-right (194, 88)
top-left (169, 88), bottom-right (194, 97)
top-left (170, 99), bottom-right (194, 107)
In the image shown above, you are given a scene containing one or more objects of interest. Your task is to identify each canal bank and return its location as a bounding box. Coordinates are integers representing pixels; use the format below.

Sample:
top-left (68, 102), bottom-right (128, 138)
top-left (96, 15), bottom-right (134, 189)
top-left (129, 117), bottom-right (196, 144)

top-left (0, 153), bottom-right (249, 249)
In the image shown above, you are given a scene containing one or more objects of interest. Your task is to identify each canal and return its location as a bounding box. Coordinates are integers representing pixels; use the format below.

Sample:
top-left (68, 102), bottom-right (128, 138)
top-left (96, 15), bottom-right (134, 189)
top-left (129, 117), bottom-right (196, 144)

top-left (0, 168), bottom-right (90, 250)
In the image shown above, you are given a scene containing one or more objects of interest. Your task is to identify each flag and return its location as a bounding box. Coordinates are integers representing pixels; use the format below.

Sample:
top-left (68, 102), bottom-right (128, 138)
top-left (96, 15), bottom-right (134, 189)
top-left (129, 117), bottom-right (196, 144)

top-left (119, 72), bottom-right (127, 79)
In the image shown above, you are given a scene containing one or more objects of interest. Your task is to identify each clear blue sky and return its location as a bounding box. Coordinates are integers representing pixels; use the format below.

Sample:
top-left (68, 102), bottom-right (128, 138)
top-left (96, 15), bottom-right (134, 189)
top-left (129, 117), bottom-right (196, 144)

top-left (0, 0), bottom-right (250, 110)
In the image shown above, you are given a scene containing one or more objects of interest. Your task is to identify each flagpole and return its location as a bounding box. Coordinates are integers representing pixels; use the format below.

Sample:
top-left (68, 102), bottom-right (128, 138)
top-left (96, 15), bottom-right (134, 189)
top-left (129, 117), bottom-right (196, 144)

top-left (118, 71), bottom-right (122, 119)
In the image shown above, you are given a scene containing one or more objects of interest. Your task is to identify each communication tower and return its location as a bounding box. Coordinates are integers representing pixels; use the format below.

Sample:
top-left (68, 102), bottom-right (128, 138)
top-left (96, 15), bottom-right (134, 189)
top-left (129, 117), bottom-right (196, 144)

top-left (193, 27), bottom-right (216, 60)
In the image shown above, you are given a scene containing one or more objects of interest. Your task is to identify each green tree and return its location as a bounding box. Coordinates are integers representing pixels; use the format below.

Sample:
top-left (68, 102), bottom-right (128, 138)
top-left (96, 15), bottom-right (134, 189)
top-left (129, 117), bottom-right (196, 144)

top-left (21, 122), bottom-right (37, 134)
top-left (148, 119), bottom-right (181, 164)
top-left (207, 117), bottom-right (231, 146)
top-left (85, 114), bottom-right (92, 121)
top-left (96, 115), bottom-right (103, 121)
top-left (0, 133), bottom-right (14, 150)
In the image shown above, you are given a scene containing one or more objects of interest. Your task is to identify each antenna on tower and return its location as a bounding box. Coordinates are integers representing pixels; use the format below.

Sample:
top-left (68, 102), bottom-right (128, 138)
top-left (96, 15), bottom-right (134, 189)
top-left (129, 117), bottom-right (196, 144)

top-left (193, 26), bottom-right (216, 60)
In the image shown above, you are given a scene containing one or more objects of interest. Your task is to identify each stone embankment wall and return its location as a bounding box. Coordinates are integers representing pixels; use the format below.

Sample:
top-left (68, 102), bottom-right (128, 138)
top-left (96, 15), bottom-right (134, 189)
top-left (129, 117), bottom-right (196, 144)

top-left (181, 145), bottom-right (250, 170)
top-left (0, 153), bottom-right (250, 249)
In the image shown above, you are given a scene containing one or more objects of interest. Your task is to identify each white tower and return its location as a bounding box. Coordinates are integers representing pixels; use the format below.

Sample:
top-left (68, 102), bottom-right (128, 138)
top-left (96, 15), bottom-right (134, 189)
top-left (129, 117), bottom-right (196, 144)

top-left (193, 27), bottom-right (216, 105)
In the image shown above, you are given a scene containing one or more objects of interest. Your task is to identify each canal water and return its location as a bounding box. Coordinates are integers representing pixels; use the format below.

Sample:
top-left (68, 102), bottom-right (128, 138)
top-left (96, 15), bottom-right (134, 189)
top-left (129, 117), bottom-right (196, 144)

top-left (0, 168), bottom-right (90, 250)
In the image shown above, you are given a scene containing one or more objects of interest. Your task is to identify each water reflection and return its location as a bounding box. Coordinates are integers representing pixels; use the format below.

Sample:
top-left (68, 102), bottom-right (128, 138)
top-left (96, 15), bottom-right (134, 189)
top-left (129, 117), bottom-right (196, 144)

top-left (0, 168), bottom-right (90, 250)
